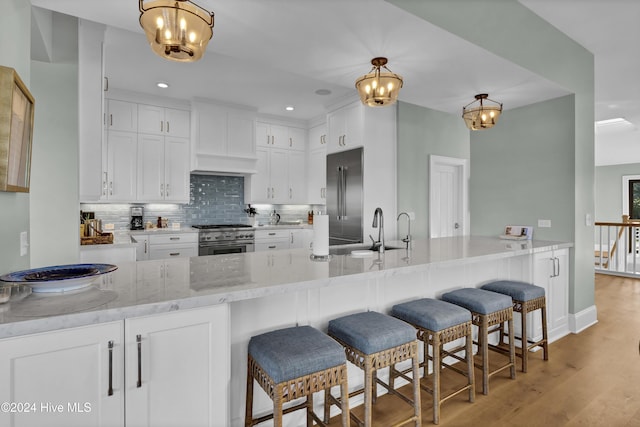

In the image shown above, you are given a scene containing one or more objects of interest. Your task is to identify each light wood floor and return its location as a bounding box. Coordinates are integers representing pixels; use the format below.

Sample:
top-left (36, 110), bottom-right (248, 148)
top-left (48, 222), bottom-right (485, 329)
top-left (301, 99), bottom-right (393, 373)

top-left (329, 274), bottom-right (640, 426)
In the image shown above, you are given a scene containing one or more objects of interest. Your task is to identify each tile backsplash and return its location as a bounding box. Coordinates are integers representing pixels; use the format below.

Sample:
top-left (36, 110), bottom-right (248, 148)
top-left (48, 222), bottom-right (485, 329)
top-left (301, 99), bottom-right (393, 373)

top-left (81, 174), bottom-right (323, 230)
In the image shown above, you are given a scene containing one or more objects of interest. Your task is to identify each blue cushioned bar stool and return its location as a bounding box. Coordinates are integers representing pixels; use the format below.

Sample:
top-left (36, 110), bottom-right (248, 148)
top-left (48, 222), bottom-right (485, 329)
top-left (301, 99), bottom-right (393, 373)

top-left (327, 311), bottom-right (422, 427)
top-left (245, 325), bottom-right (350, 427)
top-left (442, 288), bottom-right (516, 395)
top-left (481, 280), bottom-right (549, 373)
top-left (391, 298), bottom-right (475, 424)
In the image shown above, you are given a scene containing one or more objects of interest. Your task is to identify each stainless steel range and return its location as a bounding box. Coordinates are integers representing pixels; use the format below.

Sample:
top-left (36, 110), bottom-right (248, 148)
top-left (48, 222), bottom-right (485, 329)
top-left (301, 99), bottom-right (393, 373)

top-left (192, 224), bottom-right (255, 256)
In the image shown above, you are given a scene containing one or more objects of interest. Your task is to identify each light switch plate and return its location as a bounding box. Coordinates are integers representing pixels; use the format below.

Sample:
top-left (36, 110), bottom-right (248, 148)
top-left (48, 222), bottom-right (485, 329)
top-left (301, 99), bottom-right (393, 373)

top-left (538, 219), bottom-right (551, 228)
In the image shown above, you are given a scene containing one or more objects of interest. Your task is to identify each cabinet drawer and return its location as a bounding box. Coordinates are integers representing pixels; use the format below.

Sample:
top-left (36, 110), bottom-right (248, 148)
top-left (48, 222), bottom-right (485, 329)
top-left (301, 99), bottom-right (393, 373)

top-left (255, 241), bottom-right (289, 252)
top-left (255, 229), bottom-right (290, 241)
top-left (149, 233), bottom-right (198, 245)
top-left (149, 245), bottom-right (198, 260)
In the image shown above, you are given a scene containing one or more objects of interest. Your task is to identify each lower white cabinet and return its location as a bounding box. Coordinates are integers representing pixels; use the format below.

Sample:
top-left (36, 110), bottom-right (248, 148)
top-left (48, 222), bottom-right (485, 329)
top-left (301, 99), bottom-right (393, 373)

top-left (254, 229), bottom-right (290, 252)
top-left (533, 248), bottom-right (569, 341)
top-left (0, 322), bottom-right (124, 427)
top-left (125, 305), bottom-right (229, 427)
top-left (0, 305), bottom-right (230, 427)
top-left (148, 233), bottom-right (198, 260)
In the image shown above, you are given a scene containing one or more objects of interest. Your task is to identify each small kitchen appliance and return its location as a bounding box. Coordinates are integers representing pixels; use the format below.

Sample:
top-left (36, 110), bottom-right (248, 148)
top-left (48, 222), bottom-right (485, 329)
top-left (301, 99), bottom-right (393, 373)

top-left (130, 206), bottom-right (144, 230)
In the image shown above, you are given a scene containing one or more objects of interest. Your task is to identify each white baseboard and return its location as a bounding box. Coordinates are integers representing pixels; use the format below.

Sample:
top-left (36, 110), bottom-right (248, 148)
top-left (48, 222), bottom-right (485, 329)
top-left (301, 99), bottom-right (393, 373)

top-left (569, 304), bottom-right (598, 334)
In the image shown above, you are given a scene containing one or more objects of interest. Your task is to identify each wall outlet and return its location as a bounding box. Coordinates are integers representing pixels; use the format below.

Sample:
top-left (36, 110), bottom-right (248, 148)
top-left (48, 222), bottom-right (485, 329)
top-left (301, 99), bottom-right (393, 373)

top-left (538, 219), bottom-right (551, 228)
top-left (20, 231), bottom-right (28, 256)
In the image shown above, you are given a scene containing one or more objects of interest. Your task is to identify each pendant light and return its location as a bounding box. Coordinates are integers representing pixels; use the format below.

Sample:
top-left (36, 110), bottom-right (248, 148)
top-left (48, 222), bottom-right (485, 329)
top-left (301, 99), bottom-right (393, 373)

top-left (462, 94), bottom-right (503, 130)
top-left (139, 0), bottom-right (214, 62)
top-left (355, 57), bottom-right (403, 107)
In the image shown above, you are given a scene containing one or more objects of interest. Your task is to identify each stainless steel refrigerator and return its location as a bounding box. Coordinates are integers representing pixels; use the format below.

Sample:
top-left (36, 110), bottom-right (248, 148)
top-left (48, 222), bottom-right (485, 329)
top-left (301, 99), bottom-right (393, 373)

top-left (326, 147), bottom-right (363, 245)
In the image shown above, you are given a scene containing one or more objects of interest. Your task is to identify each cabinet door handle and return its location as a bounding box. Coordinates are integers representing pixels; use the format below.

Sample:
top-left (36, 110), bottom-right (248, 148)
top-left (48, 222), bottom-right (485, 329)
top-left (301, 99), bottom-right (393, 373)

top-left (104, 76), bottom-right (109, 92)
top-left (108, 340), bottom-right (114, 396)
top-left (160, 121), bottom-right (163, 133)
top-left (144, 241), bottom-right (147, 253)
top-left (289, 137), bottom-right (292, 147)
top-left (166, 121), bottom-right (170, 133)
top-left (555, 257), bottom-right (560, 277)
top-left (110, 114), bottom-right (113, 127)
top-left (160, 183), bottom-right (164, 197)
top-left (102, 172), bottom-right (108, 196)
top-left (109, 181), bottom-right (113, 196)
top-left (136, 334), bottom-right (142, 388)
top-left (271, 187), bottom-right (275, 198)
top-left (268, 245), bottom-right (276, 249)
top-left (268, 232), bottom-right (276, 236)
top-left (170, 237), bottom-right (180, 241)
top-left (289, 188), bottom-right (292, 199)
top-left (291, 233), bottom-right (294, 244)
top-left (166, 183), bottom-right (170, 197)
top-left (169, 252), bottom-right (180, 256)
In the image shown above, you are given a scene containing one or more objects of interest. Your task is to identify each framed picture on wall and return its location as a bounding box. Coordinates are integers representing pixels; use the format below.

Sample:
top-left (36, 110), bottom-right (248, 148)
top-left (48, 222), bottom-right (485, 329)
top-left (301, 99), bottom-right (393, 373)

top-left (0, 65), bottom-right (35, 193)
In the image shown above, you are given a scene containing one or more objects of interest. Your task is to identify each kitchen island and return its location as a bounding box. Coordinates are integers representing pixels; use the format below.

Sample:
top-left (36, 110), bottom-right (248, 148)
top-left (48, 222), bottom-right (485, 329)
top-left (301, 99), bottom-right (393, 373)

top-left (0, 237), bottom-right (572, 427)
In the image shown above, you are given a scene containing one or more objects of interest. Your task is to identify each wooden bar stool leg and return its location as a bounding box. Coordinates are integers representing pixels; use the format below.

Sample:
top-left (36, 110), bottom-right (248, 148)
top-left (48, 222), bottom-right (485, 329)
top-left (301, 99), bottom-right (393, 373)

top-left (542, 304), bottom-right (549, 361)
top-left (480, 317), bottom-right (489, 395)
top-left (307, 393), bottom-right (314, 427)
top-left (411, 347), bottom-right (421, 427)
top-left (245, 361), bottom-right (254, 427)
top-left (340, 381), bottom-right (350, 427)
top-left (521, 304), bottom-right (529, 373)
top-left (432, 332), bottom-right (442, 424)
top-left (273, 384), bottom-right (284, 427)
top-left (323, 388), bottom-right (331, 424)
top-left (508, 316), bottom-right (516, 379)
top-left (466, 326), bottom-right (475, 403)
top-left (364, 357), bottom-right (373, 427)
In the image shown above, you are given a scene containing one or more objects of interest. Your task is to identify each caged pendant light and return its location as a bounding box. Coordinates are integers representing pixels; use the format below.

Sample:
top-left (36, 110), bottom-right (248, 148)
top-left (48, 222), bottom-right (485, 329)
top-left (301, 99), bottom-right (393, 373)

top-left (462, 94), bottom-right (503, 130)
top-left (139, 0), bottom-right (214, 62)
top-left (355, 57), bottom-right (403, 107)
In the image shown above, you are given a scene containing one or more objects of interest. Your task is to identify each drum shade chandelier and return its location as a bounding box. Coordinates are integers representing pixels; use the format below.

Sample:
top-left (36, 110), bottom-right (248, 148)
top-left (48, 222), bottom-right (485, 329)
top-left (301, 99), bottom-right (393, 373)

top-left (139, 0), bottom-right (214, 62)
top-left (355, 57), bottom-right (403, 107)
top-left (462, 94), bottom-right (503, 130)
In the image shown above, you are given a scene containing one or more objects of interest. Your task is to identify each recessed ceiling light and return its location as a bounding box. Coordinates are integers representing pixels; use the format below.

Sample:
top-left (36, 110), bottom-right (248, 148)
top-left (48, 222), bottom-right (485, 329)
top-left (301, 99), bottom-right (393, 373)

top-left (315, 89), bottom-right (331, 96)
top-left (156, 82), bottom-right (169, 89)
top-left (285, 106), bottom-right (295, 111)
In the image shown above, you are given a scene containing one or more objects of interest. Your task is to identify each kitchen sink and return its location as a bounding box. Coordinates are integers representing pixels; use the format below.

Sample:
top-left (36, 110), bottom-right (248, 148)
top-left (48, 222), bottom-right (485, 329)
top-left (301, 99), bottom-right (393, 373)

top-left (329, 245), bottom-right (404, 256)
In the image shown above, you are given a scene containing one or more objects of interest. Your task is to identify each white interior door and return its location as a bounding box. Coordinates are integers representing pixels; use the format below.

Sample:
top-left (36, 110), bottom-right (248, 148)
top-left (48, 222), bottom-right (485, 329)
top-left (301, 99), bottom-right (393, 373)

top-left (429, 155), bottom-right (469, 238)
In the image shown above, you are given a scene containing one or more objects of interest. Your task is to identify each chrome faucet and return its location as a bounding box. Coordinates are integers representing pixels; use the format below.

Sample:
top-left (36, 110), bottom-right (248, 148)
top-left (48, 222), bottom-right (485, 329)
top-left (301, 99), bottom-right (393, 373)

top-left (397, 212), bottom-right (411, 250)
top-left (370, 207), bottom-right (385, 254)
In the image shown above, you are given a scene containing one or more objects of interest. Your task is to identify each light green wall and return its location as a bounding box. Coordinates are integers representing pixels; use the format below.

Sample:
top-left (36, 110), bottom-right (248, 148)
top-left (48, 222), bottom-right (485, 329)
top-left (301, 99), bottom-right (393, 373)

top-left (470, 95), bottom-right (575, 241)
top-left (397, 101), bottom-right (469, 238)
top-left (0, 0), bottom-right (31, 275)
top-left (595, 163), bottom-right (640, 221)
top-left (390, 0), bottom-right (595, 316)
top-left (30, 20), bottom-right (79, 268)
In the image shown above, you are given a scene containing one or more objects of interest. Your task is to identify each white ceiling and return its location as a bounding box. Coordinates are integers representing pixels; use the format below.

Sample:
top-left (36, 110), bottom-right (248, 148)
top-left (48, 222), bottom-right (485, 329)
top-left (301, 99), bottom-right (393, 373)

top-left (30, 0), bottom-right (640, 165)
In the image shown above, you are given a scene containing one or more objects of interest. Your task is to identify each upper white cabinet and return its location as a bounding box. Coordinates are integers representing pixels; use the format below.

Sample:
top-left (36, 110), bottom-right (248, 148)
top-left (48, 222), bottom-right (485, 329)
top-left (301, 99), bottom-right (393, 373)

top-left (307, 123), bottom-right (327, 204)
top-left (138, 104), bottom-right (190, 138)
top-left (103, 130), bottom-right (137, 201)
top-left (256, 121), bottom-right (306, 151)
top-left (191, 100), bottom-right (257, 174)
top-left (137, 134), bottom-right (190, 203)
top-left (326, 102), bottom-right (363, 154)
top-left (106, 99), bottom-right (138, 133)
top-left (250, 148), bottom-right (306, 204)
top-left (78, 20), bottom-right (107, 202)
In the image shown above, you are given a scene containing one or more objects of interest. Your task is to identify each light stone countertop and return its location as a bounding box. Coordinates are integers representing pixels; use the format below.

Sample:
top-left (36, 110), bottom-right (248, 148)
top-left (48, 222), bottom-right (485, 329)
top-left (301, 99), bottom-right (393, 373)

top-left (0, 237), bottom-right (572, 339)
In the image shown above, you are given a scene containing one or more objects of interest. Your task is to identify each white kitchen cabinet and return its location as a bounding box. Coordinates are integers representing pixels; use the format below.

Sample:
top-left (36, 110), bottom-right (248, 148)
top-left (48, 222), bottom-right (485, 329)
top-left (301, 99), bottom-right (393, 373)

top-left (290, 229), bottom-right (313, 250)
top-left (256, 121), bottom-right (306, 151)
top-left (138, 104), bottom-right (190, 138)
top-left (533, 248), bottom-right (570, 342)
top-left (80, 245), bottom-right (137, 264)
top-left (326, 102), bottom-right (363, 154)
top-left (249, 148), bottom-right (306, 204)
top-left (148, 232), bottom-right (198, 260)
top-left (137, 134), bottom-right (190, 203)
top-left (307, 147), bottom-right (326, 204)
top-left (308, 122), bottom-right (327, 150)
top-left (125, 305), bottom-right (229, 427)
top-left (103, 130), bottom-right (137, 201)
top-left (78, 20), bottom-right (107, 202)
top-left (191, 101), bottom-right (257, 174)
top-left (106, 99), bottom-right (137, 133)
top-left (0, 322), bottom-right (124, 427)
top-left (132, 234), bottom-right (150, 261)
top-left (254, 229), bottom-right (290, 251)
